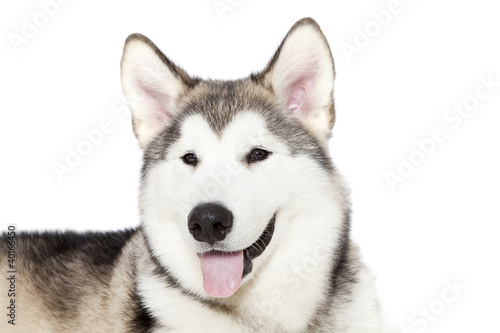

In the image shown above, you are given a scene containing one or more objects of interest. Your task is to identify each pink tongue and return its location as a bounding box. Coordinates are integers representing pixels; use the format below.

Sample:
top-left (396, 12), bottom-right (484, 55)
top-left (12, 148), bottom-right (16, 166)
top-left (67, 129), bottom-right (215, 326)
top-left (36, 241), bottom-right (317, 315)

top-left (201, 250), bottom-right (244, 298)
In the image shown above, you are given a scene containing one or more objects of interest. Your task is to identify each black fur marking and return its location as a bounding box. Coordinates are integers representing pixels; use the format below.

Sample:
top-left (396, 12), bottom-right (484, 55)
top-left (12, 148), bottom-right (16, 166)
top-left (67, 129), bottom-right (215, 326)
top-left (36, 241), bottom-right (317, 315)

top-left (242, 214), bottom-right (276, 278)
top-left (128, 282), bottom-right (157, 333)
top-left (328, 211), bottom-right (357, 300)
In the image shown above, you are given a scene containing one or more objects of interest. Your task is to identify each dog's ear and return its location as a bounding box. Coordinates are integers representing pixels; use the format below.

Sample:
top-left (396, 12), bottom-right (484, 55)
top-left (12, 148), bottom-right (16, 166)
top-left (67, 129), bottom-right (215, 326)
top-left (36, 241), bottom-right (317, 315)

top-left (121, 34), bottom-right (198, 149)
top-left (253, 18), bottom-right (335, 142)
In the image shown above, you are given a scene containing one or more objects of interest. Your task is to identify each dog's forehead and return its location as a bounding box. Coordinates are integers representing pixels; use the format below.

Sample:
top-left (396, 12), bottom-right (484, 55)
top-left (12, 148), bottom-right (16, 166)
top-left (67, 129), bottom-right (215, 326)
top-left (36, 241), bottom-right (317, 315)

top-left (179, 112), bottom-right (271, 151)
top-left (179, 79), bottom-right (275, 136)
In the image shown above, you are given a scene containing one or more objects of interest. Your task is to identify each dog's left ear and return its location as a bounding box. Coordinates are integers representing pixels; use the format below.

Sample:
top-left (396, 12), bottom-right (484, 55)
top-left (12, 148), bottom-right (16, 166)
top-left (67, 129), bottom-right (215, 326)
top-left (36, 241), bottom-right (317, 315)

top-left (253, 18), bottom-right (335, 142)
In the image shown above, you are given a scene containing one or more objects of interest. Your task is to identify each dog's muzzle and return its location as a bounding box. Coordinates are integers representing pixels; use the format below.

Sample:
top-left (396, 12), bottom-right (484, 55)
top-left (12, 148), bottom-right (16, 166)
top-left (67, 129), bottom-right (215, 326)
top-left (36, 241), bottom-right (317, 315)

top-left (187, 203), bottom-right (276, 298)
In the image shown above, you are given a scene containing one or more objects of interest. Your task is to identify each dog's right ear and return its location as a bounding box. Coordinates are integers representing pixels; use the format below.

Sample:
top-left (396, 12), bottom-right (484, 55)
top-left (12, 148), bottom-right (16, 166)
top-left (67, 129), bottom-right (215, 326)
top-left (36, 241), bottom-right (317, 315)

top-left (121, 34), bottom-right (198, 149)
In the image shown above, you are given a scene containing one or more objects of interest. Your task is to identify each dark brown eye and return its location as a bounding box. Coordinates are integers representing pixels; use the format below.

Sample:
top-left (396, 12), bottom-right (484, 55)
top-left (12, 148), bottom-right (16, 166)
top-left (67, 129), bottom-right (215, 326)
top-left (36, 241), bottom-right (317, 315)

top-left (182, 153), bottom-right (198, 166)
top-left (247, 148), bottom-right (270, 164)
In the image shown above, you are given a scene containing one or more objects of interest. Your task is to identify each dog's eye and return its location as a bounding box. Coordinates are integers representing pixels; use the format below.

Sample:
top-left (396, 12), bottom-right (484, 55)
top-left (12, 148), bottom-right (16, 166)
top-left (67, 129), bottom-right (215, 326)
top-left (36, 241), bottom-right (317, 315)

top-left (247, 148), bottom-right (270, 164)
top-left (182, 153), bottom-right (198, 166)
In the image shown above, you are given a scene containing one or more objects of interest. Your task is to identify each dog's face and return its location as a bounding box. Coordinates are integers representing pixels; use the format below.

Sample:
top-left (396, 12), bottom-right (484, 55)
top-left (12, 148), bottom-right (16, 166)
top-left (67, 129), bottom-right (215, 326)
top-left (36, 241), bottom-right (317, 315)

top-left (121, 18), bottom-right (336, 298)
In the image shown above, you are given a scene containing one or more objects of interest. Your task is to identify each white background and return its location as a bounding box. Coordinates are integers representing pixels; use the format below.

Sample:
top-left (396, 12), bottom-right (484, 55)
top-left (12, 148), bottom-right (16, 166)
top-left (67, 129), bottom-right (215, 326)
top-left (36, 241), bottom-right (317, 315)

top-left (1, 1), bottom-right (499, 332)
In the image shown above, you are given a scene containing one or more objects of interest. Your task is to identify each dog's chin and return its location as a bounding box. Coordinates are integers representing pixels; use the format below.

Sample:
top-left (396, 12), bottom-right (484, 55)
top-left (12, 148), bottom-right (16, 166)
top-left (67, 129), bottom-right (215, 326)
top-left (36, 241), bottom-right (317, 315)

top-left (194, 215), bottom-right (276, 298)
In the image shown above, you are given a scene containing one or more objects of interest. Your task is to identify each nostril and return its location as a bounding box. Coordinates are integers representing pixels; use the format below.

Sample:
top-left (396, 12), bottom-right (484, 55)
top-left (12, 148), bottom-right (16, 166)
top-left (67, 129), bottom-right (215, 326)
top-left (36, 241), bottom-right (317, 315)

top-left (189, 223), bottom-right (202, 235)
top-left (213, 222), bottom-right (229, 234)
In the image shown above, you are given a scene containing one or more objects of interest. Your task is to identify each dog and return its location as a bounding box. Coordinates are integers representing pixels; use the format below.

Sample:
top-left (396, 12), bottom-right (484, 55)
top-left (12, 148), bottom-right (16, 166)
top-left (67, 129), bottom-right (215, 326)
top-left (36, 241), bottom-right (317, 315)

top-left (1, 18), bottom-right (387, 332)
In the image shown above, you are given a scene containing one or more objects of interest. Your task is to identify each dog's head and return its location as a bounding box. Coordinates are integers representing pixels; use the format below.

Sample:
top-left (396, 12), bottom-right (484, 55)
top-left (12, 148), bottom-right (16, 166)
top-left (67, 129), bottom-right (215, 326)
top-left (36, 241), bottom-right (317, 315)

top-left (121, 18), bottom-right (338, 299)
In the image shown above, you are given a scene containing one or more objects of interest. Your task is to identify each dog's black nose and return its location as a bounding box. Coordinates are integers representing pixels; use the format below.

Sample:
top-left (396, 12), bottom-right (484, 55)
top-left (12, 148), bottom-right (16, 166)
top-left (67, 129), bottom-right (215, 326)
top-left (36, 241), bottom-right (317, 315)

top-left (187, 203), bottom-right (233, 245)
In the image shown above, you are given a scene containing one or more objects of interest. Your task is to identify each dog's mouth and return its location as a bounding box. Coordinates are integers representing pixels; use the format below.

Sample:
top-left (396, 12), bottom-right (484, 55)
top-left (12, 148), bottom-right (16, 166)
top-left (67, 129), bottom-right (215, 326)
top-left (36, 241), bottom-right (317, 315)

top-left (199, 215), bottom-right (276, 298)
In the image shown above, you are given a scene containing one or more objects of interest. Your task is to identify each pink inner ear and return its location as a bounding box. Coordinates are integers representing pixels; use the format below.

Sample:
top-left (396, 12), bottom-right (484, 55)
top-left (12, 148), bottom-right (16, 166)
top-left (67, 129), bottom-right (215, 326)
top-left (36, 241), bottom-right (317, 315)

top-left (139, 83), bottom-right (172, 123)
top-left (285, 75), bottom-right (315, 116)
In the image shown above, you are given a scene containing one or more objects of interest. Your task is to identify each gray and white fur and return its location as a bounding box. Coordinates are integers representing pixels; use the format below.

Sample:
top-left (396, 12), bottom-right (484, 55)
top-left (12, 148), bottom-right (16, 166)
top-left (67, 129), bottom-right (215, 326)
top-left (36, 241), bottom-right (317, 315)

top-left (1, 18), bottom-right (387, 332)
